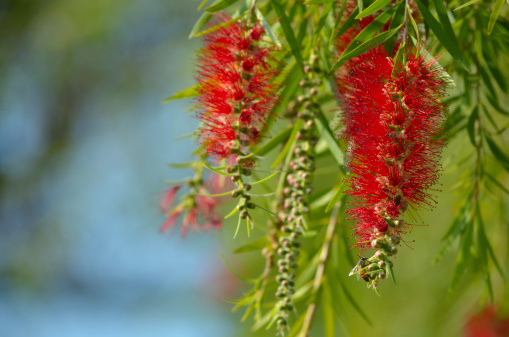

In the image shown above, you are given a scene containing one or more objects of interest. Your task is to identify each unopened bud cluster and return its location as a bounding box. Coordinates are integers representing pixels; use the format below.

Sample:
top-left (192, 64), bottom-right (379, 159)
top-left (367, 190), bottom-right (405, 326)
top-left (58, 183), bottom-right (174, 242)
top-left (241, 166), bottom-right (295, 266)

top-left (226, 150), bottom-right (256, 220)
top-left (363, 233), bottom-right (400, 290)
top-left (275, 61), bottom-right (320, 335)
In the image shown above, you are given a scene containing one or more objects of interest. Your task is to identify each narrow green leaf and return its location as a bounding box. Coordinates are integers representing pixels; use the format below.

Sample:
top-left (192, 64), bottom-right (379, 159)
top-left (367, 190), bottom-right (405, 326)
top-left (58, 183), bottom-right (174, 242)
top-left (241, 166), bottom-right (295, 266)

top-left (485, 136), bottom-right (509, 172)
top-left (220, 255), bottom-right (256, 283)
top-left (271, 119), bottom-right (303, 168)
top-left (251, 172), bottom-right (279, 185)
top-left (431, 0), bottom-right (459, 46)
top-left (255, 8), bottom-right (281, 47)
top-left (448, 220), bottom-right (474, 293)
top-left (233, 237), bottom-right (270, 254)
top-left (466, 106), bottom-right (478, 147)
top-left (477, 210), bottom-right (508, 281)
top-left (488, 0), bottom-right (505, 34)
top-left (198, 0), bottom-right (210, 10)
top-left (205, 0), bottom-right (240, 12)
top-left (271, 0), bottom-right (305, 72)
top-left (329, 0), bottom-right (349, 49)
top-left (167, 162), bottom-right (197, 168)
top-left (253, 203), bottom-right (278, 216)
top-left (194, 190), bottom-right (235, 197)
top-left (204, 163), bottom-right (236, 177)
top-left (325, 180), bottom-right (346, 213)
top-left (338, 275), bottom-right (373, 325)
top-left (357, 0), bottom-right (364, 13)
top-left (329, 25), bottom-right (402, 75)
top-left (486, 93), bottom-right (509, 116)
top-left (386, 263), bottom-right (396, 286)
top-left (304, 1), bottom-right (333, 58)
top-left (314, 113), bottom-right (345, 166)
top-left (356, 0), bottom-right (392, 19)
top-left (334, 8), bottom-right (359, 41)
top-left (341, 7), bottom-right (395, 57)
top-left (189, 12), bottom-right (212, 39)
top-left (407, 4), bottom-right (420, 41)
top-left (453, 0), bottom-right (480, 11)
top-left (304, 0), bottom-right (334, 4)
top-left (194, 14), bottom-right (246, 37)
top-left (384, 0), bottom-right (405, 54)
top-left (163, 84), bottom-right (198, 103)
top-left (224, 206), bottom-right (239, 219)
top-left (414, 0), bottom-right (468, 69)
top-left (485, 172), bottom-right (509, 194)
top-left (255, 127), bottom-right (293, 157)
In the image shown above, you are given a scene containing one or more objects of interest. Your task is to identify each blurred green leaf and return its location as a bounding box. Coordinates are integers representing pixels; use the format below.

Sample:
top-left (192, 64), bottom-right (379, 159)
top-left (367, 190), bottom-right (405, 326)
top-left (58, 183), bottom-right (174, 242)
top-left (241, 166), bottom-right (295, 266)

top-left (415, 0), bottom-right (468, 69)
top-left (329, 24), bottom-right (402, 74)
top-left (466, 106), bottom-right (478, 147)
top-left (163, 84), bottom-right (198, 103)
top-left (485, 135), bottom-right (509, 172)
top-left (189, 11), bottom-right (213, 38)
top-left (271, 0), bottom-right (305, 72)
top-left (314, 112), bottom-right (345, 166)
top-left (233, 237), bottom-right (270, 253)
top-left (255, 127), bottom-right (293, 156)
top-left (453, 0), bottom-right (480, 11)
top-left (448, 218), bottom-right (474, 293)
top-left (356, 0), bottom-right (392, 19)
top-left (194, 13), bottom-right (246, 37)
top-left (271, 119), bottom-right (303, 168)
top-left (205, 0), bottom-right (240, 12)
top-left (255, 8), bottom-right (282, 47)
top-left (488, 0), bottom-right (505, 34)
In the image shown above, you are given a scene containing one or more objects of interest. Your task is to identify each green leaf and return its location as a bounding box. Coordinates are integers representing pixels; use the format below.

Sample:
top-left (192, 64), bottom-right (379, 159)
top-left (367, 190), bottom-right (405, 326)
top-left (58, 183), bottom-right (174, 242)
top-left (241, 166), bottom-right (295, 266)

top-left (386, 263), bottom-right (396, 286)
top-left (194, 14), bottom-right (246, 37)
top-left (251, 172), bottom-right (279, 186)
top-left (255, 8), bottom-right (282, 47)
top-left (340, 7), bottom-right (395, 57)
top-left (414, 0), bottom-right (468, 70)
top-left (304, 0), bottom-right (334, 3)
top-left (224, 206), bottom-right (239, 219)
top-left (233, 237), bottom-right (270, 253)
top-left (466, 106), bottom-right (478, 147)
top-left (270, 0), bottom-right (305, 72)
top-left (453, 0), bottom-right (480, 11)
top-left (334, 7), bottom-right (359, 42)
top-left (167, 162), bottom-right (197, 168)
top-left (485, 172), bottom-right (509, 194)
top-left (194, 190), bottom-right (235, 197)
top-left (329, 0), bottom-right (350, 49)
top-left (314, 112), bottom-right (345, 166)
top-left (486, 93), bottom-right (509, 116)
top-left (304, 1), bottom-right (333, 58)
top-left (221, 255), bottom-right (256, 283)
top-left (189, 12), bottom-right (212, 39)
top-left (485, 136), bottom-right (509, 172)
top-left (407, 4), bottom-right (420, 41)
top-left (325, 180), bottom-right (346, 213)
top-left (163, 84), bottom-right (198, 103)
top-left (205, 0), bottom-right (240, 12)
top-left (448, 219), bottom-right (474, 293)
top-left (271, 119), bottom-right (303, 168)
top-left (384, 0), bottom-right (405, 54)
top-left (254, 127), bottom-right (293, 157)
top-left (488, 0), bottom-right (505, 35)
top-left (198, 0), bottom-right (210, 10)
top-left (203, 162), bottom-right (236, 177)
top-left (329, 25), bottom-right (401, 75)
top-left (337, 275), bottom-right (373, 325)
top-left (477, 210), bottom-right (507, 281)
top-left (356, 0), bottom-right (392, 19)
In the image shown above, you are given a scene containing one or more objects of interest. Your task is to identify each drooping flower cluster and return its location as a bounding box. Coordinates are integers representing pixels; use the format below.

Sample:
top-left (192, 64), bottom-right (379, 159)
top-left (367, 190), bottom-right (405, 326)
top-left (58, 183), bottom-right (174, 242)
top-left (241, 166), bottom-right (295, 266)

top-left (196, 15), bottom-right (281, 161)
top-left (160, 173), bottom-right (231, 236)
top-left (337, 46), bottom-right (447, 250)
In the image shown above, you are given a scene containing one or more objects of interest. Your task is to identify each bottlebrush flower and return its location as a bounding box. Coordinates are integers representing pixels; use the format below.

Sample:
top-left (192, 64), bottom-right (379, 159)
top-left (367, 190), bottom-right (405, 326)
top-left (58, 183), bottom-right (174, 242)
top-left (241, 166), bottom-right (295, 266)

top-left (195, 14), bottom-right (281, 161)
top-left (160, 174), bottom-right (231, 236)
top-left (336, 46), bottom-right (447, 250)
top-left (464, 306), bottom-right (509, 337)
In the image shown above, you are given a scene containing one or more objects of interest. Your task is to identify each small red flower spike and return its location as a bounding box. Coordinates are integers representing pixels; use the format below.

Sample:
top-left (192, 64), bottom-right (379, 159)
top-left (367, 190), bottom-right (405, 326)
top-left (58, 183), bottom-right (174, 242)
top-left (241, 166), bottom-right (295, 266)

top-left (195, 14), bottom-right (281, 162)
top-left (465, 306), bottom-right (509, 337)
top-left (160, 174), bottom-right (231, 236)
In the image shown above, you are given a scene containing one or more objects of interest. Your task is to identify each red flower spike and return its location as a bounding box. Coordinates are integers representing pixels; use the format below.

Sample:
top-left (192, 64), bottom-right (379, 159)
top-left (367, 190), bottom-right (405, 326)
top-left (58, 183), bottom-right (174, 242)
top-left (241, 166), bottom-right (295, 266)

top-left (337, 46), bottom-right (447, 250)
top-left (195, 14), bottom-right (281, 161)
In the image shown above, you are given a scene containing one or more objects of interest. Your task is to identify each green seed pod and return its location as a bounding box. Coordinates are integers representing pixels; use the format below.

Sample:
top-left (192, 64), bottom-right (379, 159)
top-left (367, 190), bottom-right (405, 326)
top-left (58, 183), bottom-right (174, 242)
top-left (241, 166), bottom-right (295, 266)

top-left (375, 250), bottom-right (387, 260)
top-left (388, 235), bottom-right (400, 245)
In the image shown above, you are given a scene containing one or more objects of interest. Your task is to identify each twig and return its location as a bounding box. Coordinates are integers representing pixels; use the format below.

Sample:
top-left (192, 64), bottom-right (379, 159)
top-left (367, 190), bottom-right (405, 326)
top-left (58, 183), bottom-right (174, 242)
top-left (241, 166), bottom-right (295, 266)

top-left (298, 202), bottom-right (341, 337)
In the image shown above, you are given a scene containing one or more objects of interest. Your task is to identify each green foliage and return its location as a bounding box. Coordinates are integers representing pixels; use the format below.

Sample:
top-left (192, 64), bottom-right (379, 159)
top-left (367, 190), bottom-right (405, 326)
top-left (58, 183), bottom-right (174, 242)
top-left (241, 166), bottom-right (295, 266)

top-left (168, 0), bottom-right (509, 336)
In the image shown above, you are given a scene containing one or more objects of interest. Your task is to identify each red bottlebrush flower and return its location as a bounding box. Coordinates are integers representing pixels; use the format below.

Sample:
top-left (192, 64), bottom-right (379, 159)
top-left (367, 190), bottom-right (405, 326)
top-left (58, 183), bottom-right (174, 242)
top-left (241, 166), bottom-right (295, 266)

top-left (195, 14), bottom-right (281, 161)
top-left (464, 306), bottom-right (509, 337)
top-left (160, 174), bottom-right (231, 236)
top-left (336, 46), bottom-right (447, 250)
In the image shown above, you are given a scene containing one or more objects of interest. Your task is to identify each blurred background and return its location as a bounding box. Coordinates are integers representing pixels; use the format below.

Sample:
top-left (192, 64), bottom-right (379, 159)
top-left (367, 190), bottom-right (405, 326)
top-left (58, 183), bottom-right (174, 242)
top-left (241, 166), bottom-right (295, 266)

top-left (1, 1), bottom-right (508, 337)
top-left (0, 1), bottom-right (237, 336)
